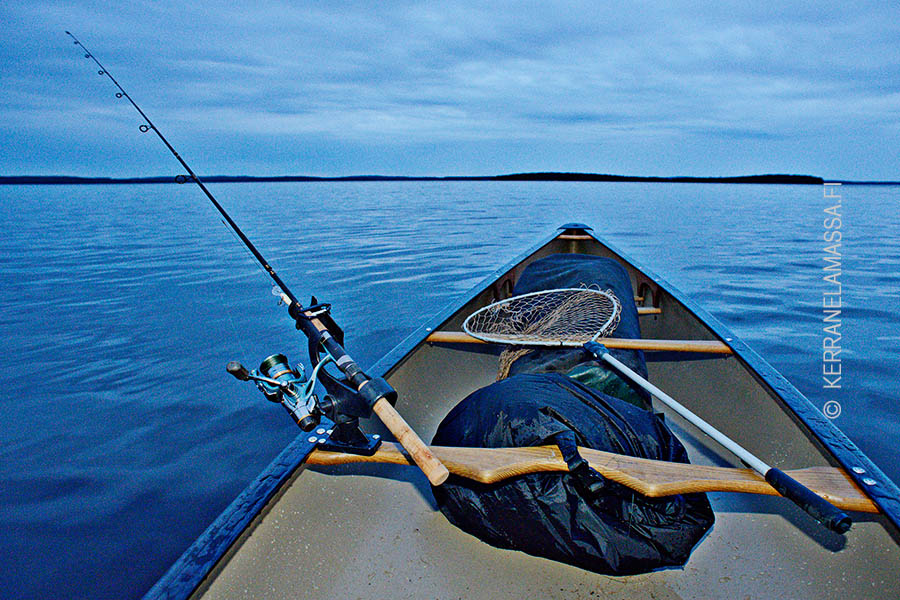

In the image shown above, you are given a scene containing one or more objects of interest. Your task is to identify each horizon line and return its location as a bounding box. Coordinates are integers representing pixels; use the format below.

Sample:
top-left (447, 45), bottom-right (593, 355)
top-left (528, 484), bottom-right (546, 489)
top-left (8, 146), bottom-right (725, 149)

top-left (1, 172), bottom-right (897, 185)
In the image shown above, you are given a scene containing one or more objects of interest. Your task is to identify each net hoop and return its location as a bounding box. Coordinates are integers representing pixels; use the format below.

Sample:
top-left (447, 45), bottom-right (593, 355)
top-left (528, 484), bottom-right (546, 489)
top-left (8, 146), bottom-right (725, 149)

top-left (463, 287), bottom-right (622, 347)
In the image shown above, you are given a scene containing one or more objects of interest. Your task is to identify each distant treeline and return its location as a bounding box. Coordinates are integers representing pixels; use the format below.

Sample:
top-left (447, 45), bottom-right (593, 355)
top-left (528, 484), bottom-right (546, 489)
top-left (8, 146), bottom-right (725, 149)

top-left (492, 173), bottom-right (826, 184)
top-left (0, 172), bottom-right (851, 185)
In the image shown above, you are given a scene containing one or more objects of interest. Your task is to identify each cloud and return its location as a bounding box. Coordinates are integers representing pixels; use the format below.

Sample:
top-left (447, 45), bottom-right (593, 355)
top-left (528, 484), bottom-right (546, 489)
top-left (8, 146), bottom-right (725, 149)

top-left (1, 1), bottom-right (898, 178)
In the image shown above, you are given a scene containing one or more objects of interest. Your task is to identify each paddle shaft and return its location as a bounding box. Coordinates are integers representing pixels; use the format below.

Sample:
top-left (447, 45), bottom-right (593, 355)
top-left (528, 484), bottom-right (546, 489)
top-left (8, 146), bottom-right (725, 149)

top-left (584, 342), bottom-right (852, 533)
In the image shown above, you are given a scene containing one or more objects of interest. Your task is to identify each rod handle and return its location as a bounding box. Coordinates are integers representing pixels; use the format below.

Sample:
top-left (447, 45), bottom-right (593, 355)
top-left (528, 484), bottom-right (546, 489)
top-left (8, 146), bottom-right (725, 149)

top-left (765, 467), bottom-right (851, 533)
top-left (372, 398), bottom-right (449, 486)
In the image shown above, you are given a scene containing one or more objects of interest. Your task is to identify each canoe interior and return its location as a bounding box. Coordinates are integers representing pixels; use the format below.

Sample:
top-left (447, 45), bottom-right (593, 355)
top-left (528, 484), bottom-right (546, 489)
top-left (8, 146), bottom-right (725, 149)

top-left (191, 227), bottom-right (900, 600)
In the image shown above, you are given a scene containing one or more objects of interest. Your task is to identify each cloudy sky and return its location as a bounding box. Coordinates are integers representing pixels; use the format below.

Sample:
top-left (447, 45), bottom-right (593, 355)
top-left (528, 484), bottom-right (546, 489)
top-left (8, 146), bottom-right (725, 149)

top-left (1, 1), bottom-right (897, 179)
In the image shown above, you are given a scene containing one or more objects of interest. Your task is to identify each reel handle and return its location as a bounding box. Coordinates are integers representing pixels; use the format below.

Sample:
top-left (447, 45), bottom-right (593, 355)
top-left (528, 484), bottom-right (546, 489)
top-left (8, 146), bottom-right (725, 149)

top-left (226, 361), bottom-right (250, 381)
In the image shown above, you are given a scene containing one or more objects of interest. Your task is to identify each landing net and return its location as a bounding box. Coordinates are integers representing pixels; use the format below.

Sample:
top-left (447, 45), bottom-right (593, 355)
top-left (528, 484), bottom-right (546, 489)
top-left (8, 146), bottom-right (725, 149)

top-left (463, 287), bottom-right (622, 347)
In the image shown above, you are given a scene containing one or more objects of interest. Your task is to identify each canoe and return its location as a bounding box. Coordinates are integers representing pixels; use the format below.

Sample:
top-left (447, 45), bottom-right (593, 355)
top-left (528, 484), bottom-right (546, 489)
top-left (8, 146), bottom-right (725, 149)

top-left (145, 223), bottom-right (900, 599)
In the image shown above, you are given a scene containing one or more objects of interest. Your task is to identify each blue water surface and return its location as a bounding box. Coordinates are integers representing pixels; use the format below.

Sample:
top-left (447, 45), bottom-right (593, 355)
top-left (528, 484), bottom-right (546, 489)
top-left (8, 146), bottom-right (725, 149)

top-left (0, 181), bottom-right (897, 599)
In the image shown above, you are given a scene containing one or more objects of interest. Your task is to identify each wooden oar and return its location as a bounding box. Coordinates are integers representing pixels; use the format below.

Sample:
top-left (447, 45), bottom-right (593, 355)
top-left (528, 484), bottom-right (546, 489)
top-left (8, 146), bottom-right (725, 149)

top-left (307, 442), bottom-right (877, 514)
top-left (426, 331), bottom-right (733, 354)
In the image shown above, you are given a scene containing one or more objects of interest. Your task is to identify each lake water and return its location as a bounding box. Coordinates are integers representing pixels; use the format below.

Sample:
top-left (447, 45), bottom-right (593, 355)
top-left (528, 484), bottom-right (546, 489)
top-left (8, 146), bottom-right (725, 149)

top-left (1, 181), bottom-right (897, 599)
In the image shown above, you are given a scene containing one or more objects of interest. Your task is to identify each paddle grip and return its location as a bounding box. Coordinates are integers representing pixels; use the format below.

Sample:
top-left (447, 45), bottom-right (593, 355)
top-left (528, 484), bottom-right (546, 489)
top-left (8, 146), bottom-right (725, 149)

top-left (372, 398), bottom-right (449, 486)
top-left (765, 467), bottom-right (851, 533)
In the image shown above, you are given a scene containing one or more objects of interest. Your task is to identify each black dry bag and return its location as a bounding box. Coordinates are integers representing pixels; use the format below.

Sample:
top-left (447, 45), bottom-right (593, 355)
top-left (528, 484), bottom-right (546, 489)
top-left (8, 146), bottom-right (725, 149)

top-left (432, 373), bottom-right (714, 575)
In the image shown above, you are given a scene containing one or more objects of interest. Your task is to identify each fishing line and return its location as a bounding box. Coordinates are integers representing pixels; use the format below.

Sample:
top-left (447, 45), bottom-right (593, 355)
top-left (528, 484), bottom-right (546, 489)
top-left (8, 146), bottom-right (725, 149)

top-left (218, 215), bottom-right (278, 292)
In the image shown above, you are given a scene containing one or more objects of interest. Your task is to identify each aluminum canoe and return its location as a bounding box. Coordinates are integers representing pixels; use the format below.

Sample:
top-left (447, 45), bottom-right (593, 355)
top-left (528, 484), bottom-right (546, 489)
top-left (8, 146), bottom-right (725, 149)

top-left (146, 223), bottom-right (900, 600)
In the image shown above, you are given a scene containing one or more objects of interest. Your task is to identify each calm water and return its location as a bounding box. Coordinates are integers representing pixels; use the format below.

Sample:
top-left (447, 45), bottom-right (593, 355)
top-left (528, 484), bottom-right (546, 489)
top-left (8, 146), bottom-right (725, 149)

top-left (1, 181), bottom-right (897, 599)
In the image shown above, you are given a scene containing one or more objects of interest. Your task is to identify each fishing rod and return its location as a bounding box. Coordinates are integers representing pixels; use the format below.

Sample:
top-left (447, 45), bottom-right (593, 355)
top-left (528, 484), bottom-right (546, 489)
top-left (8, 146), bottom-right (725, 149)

top-left (66, 31), bottom-right (449, 486)
top-left (65, 32), bottom-right (295, 304)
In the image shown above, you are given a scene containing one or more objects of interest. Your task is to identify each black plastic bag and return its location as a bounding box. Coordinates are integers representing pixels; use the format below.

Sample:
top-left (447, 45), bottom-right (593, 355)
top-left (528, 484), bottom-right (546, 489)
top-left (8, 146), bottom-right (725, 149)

top-left (432, 373), bottom-right (714, 575)
top-left (502, 254), bottom-right (651, 409)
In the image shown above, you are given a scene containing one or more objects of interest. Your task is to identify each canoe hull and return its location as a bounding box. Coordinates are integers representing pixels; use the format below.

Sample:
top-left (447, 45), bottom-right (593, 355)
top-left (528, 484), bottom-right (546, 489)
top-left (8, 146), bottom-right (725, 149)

top-left (147, 224), bottom-right (900, 600)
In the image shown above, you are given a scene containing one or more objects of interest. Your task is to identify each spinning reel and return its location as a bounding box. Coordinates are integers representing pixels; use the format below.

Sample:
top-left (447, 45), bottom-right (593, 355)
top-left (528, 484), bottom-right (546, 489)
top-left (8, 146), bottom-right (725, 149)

top-left (226, 346), bottom-right (382, 456)
top-left (226, 354), bottom-right (320, 431)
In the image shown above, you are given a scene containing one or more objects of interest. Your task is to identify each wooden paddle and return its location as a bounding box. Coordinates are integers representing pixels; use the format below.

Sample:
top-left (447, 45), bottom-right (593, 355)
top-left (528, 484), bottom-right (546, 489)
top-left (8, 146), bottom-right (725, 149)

top-left (307, 442), bottom-right (877, 514)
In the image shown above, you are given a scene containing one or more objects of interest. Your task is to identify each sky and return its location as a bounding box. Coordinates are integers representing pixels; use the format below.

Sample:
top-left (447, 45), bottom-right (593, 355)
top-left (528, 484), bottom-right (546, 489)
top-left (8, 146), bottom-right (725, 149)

top-left (1, 1), bottom-right (897, 179)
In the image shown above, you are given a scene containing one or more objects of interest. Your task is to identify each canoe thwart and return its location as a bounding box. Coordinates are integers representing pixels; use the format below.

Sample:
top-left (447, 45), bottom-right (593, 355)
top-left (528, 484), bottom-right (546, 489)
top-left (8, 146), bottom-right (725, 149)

top-left (426, 331), bottom-right (733, 354)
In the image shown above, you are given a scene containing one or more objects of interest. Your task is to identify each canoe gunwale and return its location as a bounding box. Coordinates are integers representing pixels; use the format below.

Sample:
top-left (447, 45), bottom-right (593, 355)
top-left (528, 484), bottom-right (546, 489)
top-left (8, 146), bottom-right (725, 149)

top-left (143, 224), bottom-right (900, 600)
top-left (142, 435), bottom-right (320, 600)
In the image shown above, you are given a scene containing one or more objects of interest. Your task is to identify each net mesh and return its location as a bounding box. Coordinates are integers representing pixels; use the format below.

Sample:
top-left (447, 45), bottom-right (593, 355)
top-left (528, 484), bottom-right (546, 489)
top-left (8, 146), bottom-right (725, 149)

top-left (497, 347), bottom-right (533, 380)
top-left (464, 287), bottom-right (622, 347)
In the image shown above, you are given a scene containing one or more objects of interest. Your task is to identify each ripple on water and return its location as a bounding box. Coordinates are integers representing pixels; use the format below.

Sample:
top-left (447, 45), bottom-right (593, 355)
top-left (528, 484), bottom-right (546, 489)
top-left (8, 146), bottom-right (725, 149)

top-left (0, 181), bottom-right (897, 600)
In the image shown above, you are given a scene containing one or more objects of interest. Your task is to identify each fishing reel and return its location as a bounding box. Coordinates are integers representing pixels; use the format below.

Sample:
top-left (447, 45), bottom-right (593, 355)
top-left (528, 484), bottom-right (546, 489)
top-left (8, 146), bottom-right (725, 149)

top-left (227, 354), bottom-right (321, 431)
top-left (227, 351), bottom-right (382, 456)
